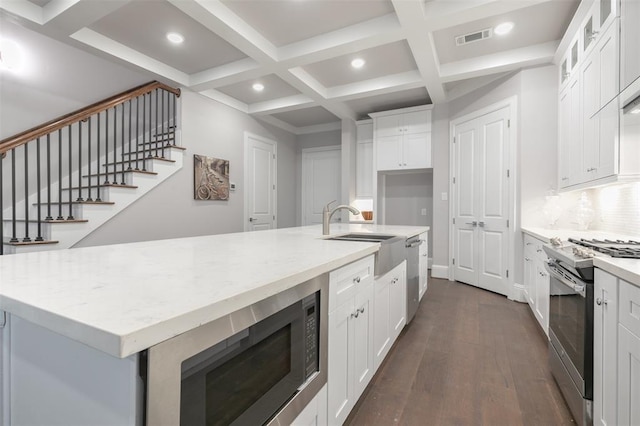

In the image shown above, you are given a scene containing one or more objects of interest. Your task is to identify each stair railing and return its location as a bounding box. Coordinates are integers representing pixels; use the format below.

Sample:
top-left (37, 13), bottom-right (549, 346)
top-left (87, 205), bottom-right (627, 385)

top-left (0, 81), bottom-right (180, 255)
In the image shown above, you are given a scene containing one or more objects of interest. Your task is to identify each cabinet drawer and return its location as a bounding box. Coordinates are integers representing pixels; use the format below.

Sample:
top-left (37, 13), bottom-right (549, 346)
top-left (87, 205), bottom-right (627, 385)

top-left (329, 255), bottom-right (374, 312)
top-left (619, 280), bottom-right (640, 338)
top-left (524, 234), bottom-right (547, 262)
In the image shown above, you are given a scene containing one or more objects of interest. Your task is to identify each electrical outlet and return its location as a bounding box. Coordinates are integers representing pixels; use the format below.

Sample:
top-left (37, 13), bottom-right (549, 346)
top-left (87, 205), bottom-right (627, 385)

top-left (441, 192), bottom-right (448, 201)
top-left (421, 208), bottom-right (427, 216)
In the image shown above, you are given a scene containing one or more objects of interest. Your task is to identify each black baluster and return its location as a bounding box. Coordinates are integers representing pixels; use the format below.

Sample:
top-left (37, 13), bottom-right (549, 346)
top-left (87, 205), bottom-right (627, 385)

top-left (105, 108), bottom-right (110, 184)
top-left (154, 89), bottom-right (159, 158)
top-left (77, 123), bottom-right (84, 201)
top-left (23, 143), bottom-right (31, 242)
top-left (67, 124), bottom-right (74, 220)
top-left (10, 149), bottom-right (17, 242)
top-left (143, 93), bottom-right (148, 171)
top-left (96, 112), bottom-right (102, 202)
top-left (112, 106), bottom-right (117, 185)
top-left (135, 96), bottom-right (140, 171)
top-left (46, 134), bottom-right (52, 220)
top-left (121, 102), bottom-right (125, 184)
top-left (57, 129), bottom-right (63, 220)
top-left (127, 99), bottom-right (132, 172)
top-left (0, 153), bottom-right (3, 255)
top-left (87, 117), bottom-right (93, 201)
top-left (35, 138), bottom-right (43, 241)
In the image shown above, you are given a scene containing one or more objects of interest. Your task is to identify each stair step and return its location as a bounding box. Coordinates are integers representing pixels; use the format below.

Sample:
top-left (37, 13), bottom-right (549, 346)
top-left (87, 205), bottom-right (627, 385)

top-left (122, 148), bottom-right (185, 157)
top-left (61, 184), bottom-right (138, 191)
top-left (3, 239), bottom-right (59, 246)
top-left (82, 170), bottom-right (158, 178)
top-left (103, 157), bottom-right (176, 167)
top-left (33, 200), bottom-right (115, 206)
top-left (2, 219), bottom-right (88, 223)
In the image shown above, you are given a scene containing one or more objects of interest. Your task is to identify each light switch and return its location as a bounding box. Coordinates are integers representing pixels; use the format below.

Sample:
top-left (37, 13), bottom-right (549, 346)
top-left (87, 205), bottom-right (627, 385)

top-left (421, 208), bottom-right (427, 216)
top-left (441, 192), bottom-right (448, 201)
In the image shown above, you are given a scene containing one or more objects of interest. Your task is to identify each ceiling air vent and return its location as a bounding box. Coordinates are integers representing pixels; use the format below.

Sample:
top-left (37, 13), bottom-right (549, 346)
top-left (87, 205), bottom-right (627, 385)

top-left (455, 28), bottom-right (493, 46)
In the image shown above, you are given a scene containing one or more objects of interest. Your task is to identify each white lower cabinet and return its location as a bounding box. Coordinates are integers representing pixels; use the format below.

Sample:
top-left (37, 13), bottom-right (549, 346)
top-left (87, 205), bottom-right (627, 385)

top-left (522, 234), bottom-right (550, 335)
top-left (594, 268), bottom-right (640, 426)
top-left (418, 232), bottom-right (428, 301)
top-left (327, 255), bottom-right (375, 426)
top-left (292, 384), bottom-right (327, 426)
top-left (373, 261), bottom-right (407, 370)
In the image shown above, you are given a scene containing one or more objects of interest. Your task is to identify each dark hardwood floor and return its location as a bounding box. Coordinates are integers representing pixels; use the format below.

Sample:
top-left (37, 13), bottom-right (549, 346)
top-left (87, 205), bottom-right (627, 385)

top-left (345, 277), bottom-right (575, 426)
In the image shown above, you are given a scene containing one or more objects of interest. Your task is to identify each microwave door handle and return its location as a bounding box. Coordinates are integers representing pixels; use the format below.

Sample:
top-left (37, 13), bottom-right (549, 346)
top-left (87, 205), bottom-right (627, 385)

top-left (545, 262), bottom-right (586, 297)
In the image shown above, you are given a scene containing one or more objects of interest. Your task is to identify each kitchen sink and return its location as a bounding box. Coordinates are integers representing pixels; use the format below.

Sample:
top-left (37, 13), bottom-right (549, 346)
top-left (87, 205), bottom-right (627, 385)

top-left (327, 233), bottom-right (406, 276)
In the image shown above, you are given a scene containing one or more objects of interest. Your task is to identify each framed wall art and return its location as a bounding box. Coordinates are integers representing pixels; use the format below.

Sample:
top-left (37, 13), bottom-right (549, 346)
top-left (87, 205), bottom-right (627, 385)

top-left (194, 154), bottom-right (230, 200)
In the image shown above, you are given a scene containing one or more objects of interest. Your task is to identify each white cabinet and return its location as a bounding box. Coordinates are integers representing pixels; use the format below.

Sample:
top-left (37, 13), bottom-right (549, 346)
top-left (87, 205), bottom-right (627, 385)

top-left (373, 261), bottom-right (406, 370)
top-left (559, 75), bottom-right (582, 188)
top-left (594, 269), bottom-right (618, 426)
top-left (327, 255), bottom-right (375, 426)
top-left (371, 106), bottom-right (433, 171)
top-left (621, 0), bottom-right (640, 90)
top-left (594, 268), bottom-right (640, 426)
top-left (356, 120), bottom-right (373, 199)
top-left (292, 384), bottom-right (327, 426)
top-left (522, 234), bottom-right (550, 335)
top-left (418, 232), bottom-right (428, 301)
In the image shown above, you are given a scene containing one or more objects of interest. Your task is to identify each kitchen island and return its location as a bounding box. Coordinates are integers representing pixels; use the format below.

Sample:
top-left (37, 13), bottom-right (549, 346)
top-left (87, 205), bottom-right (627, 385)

top-left (0, 224), bottom-right (428, 425)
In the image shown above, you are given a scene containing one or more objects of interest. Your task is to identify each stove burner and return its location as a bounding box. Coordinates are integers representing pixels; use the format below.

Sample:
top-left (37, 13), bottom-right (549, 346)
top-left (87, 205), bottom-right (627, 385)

top-left (568, 238), bottom-right (640, 259)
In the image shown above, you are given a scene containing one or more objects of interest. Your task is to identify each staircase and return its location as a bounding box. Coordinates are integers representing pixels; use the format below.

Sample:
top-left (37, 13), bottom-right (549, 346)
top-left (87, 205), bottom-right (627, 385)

top-left (0, 81), bottom-right (183, 255)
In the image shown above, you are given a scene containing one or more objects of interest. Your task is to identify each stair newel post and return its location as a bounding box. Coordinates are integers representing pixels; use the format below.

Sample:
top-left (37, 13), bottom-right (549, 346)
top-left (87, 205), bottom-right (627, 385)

top-left (10, 149), bottom-right (18, 242)
top-left (135, 96), bottom-right (140, 171)
top-left (105, 107), bottom-right (110, 184)
top-left (35, 137), bottom-right (43, 242)
top-left (23, 142), bottom-right (31, 242)
top-left (120, 102), bottom-right (125, 184)
top-left (67, 124), bottom-right (74, 220)
top-left (112, 105), bottom-right (118, 185)
top-left (86, 116), bottom-right (93, 202)
top-left (57, 129), bottom-right (63, 220)
top-left (161, 89), bottom-right (166, 159)
top-left (96, 112), bottom-right (102, 202)
top-left (154, 88), bottom-right (159, 159)
top-left (127, 99), bottom-right (132, 172)
top-left (77, 122), bottom-right (84, 202)
top-left (142, 93), bottom-right (148, 171)
top-left (45, 133), bottom-right (53, 220)
top-left (172, 92), bottom-right (177, 146)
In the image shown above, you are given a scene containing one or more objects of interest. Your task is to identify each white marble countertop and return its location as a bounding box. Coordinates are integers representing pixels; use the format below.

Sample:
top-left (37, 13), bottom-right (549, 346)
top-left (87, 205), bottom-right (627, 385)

top-left (521, 226), bottom-right (640, 287)
top-left (0, 224), bottom-right (428, 358)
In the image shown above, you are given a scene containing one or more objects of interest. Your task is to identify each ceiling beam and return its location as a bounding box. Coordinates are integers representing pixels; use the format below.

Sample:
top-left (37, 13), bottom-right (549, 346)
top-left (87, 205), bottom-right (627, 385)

top-left (249, 94), bottom-right (315, 115)
top-left (327, 71), bottom-right (423, 102)
top-left (0, 0), bottom-right (43, 24)
top-left (199, 89), bottom-right (249, 113)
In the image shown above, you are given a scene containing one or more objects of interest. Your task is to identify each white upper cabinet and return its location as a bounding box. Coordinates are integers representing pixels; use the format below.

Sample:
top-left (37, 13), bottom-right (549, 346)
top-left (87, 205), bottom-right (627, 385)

top-left (371, 106), bottom-right (433, 171)
top-left (620, 0), bottom-right (640, 90)
top-left (355, 121), bottom-right (373, 199)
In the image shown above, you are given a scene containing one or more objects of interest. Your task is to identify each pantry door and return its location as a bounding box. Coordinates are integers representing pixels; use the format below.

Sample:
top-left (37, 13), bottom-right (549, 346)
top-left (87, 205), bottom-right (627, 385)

top-left (244, 132), bottom-right (277, 231)
top-left (302, 147), bottom-right (342, 225)
top-left (452, 104), bottom-right (511, 296)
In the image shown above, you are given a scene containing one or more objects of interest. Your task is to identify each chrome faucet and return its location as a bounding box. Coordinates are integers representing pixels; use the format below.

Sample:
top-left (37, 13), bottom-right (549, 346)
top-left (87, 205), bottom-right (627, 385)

top-left (322, 200), bottom-right (360, 235)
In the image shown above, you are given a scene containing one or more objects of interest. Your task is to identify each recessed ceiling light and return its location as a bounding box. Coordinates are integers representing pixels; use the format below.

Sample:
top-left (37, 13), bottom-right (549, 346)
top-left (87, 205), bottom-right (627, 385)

top-left (351, 58), bottom-right (365, 69)
top-left (166, 32), bottom-right (184, 44)
top-left (252, 83), bottom-right (264, 92)
top-left (494, 22), bottom-right (514, 36)
top-left (0, 38), bottom-right (24, 72)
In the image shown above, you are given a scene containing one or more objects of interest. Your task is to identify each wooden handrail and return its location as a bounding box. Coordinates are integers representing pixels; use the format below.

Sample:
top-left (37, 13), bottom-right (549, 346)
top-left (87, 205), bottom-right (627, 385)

top-left (0, 81), bottom-right (180, 155)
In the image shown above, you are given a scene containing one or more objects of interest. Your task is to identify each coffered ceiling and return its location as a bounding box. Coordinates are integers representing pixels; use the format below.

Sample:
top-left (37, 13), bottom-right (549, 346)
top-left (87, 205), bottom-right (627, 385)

top-left (1, 0), bottom-right (579, 134)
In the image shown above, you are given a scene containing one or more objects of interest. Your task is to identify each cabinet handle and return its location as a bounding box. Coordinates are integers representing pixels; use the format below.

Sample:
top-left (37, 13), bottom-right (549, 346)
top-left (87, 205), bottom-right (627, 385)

top-left (586, 167), bottom-right (597, 172)
top-left (398, 163), bottom-right (402, 166)
top-left (403, 163), bottom-right (407, 166)
top-left (422, 253), bottom-right (428, 257)
top-left (353, 276), bottom-right (361, 284)
top-left (596, 297), bottom-right (608, 306)
top-left (351, 311), bottom-right (359, 319)
top-left (588, 31), bottom-right (599, 41)
top-left (359, 307), bottom-right (365, 314)
top-left (537, 249), bottom-right (543, 253)
top-left (525, 257), bottom-right (531, 261)
top-left (561, 177), bottom-right (569, 181)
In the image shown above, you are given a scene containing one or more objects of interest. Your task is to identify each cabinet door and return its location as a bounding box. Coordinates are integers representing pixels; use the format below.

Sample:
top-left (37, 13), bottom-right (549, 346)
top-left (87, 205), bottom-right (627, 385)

top-left (618, 324), bottom-right (640, 426)
top-left (581, 51), bottom-right (600, 181)
top-left (376, 135), bottom-right (403, 171)
top-left (534, 262), bottom-right (550, 335)
top-left (373, 273), bottom-right (391, 371)
top-left (327, 301), bottom-right (354, 426)
top-left (597, 21), bottom-right (619, 110)
top-left (375, 114), bottom-right (403, 138)
top-left (594, 270), bottom-right (618, 426)
top-left (352, 283), bottom-right (374, 400)
top-left (356, 141), bottom-right (373, 198)
top-left (595, 99), bottom-right (618, 180)
top-left (621, 0), bottom-right (640, 90)
top-left (523, 255), bottom-right (535, 307)
top-left (418, 234), bottom-right (428, 301)
top-left (389, 266), bottom-right (407, 343)
top-left (403, 132), bottom-right (431, 169)
top-left (403, 110), bottom-right (430, 134)
top-left (568, 77), bottom-right (583, 186)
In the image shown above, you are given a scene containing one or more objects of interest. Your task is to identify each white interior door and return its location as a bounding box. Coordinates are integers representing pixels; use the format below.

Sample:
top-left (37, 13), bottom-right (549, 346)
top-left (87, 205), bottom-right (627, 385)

top-left (453, 106), bottom-right (510, 296)
top-left (244, 133), bottom-right (276, 231)
top-left (302, 147), bottom-right (341, 225)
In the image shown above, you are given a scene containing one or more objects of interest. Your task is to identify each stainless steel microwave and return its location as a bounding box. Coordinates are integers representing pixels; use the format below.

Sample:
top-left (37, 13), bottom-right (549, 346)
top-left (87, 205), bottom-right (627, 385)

top-left (141, 274), bottom-right (328, 426)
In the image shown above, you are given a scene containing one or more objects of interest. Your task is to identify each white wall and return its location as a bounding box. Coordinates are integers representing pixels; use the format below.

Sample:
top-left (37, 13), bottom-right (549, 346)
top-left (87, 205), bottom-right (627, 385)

top-left (1, 18), bottom-right (298, 247)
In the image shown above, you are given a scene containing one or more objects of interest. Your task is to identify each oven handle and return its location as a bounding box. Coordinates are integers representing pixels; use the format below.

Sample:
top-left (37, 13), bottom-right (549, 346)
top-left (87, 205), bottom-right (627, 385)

top-left (544, 260), bottom-right (586, 298)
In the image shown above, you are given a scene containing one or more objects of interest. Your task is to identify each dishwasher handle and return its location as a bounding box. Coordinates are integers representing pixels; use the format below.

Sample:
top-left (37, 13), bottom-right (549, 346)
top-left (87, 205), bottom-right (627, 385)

top-left (406, 239), bottom-right (425, 248)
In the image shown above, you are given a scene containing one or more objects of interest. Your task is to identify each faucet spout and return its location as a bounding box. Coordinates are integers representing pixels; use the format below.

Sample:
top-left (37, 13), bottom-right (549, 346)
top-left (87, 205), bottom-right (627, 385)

top-left (322, 201), bottom-right (361, 235)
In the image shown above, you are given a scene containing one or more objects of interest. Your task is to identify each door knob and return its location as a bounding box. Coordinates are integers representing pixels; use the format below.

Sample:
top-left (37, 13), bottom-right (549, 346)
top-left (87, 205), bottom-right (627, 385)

top-left (478, 221), bottom-right (485, 227)
top-left (249, 217), bottom-right (256, 222)
top-left (465, 221), bottom-right (478, 227)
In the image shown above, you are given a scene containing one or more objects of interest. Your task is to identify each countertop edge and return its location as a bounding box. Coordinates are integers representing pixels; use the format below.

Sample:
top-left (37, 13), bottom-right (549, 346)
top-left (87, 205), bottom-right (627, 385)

top-left (593, 257), bottom-right (640, 288)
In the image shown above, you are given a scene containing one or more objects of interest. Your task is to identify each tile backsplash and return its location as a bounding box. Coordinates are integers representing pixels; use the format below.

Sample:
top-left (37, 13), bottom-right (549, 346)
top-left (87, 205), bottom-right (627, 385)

top-left (592, 182), bottom-right (640, 237)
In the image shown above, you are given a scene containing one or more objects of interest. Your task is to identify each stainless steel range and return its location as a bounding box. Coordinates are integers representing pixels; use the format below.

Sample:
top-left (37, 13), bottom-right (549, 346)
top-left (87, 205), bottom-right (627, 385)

top-left (543, 237), bottom-right (640, 426)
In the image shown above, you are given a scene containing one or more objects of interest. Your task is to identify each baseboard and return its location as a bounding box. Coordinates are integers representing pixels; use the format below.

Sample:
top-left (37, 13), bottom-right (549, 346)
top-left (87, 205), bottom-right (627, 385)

top-left (431, 264), bottom-right (449, 279)
top-left (510, 283), bottom-right (527, 303)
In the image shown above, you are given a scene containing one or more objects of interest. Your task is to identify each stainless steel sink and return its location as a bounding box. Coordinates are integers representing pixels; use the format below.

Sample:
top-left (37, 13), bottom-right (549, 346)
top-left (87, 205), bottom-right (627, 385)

top-left (327, 233), bottom-right (406, 276)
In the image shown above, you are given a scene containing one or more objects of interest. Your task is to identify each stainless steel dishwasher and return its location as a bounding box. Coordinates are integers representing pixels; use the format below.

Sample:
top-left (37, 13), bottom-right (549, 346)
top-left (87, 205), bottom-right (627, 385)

top-left (405, 235), bottom-right (424, 323)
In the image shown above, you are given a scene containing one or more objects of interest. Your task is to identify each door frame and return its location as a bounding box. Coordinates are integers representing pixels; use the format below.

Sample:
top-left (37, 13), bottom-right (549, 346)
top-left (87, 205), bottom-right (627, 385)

top-left (243, 132), bottom-right (277, 231)
top-left (447, 96), bottom-right (518, 299)
top-left (301, 145), bottom-right (341, 226)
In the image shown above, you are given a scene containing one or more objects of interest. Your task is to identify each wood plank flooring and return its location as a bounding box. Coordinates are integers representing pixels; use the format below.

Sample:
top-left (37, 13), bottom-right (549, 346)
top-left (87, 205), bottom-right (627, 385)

top-left (345, 277), bottom-right (575, 426)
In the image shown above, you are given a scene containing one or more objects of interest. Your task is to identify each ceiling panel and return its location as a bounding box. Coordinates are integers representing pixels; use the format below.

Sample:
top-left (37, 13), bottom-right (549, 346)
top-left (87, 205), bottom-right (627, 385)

top-left (216, 74), bottom-right (301, 104)
top-left (302, 40), bottom-right (417, 87)
top-left (433, 1), bottom-right (579, 64)
top-left (221, 0), bottom-right (395, 47)
top-left (345, 88), bottom-right (431, 119)
top-left (27, 0), bottom-right (50, 6)
top-left (272, 106), bottom-right (339, 128)
top-left (89, 0), bottom-right (248, 74)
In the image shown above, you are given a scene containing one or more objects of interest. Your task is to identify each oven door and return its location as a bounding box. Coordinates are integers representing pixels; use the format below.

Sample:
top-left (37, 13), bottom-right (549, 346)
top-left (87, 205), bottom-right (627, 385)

top-left (546, 261), bottom-right (594, 399)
